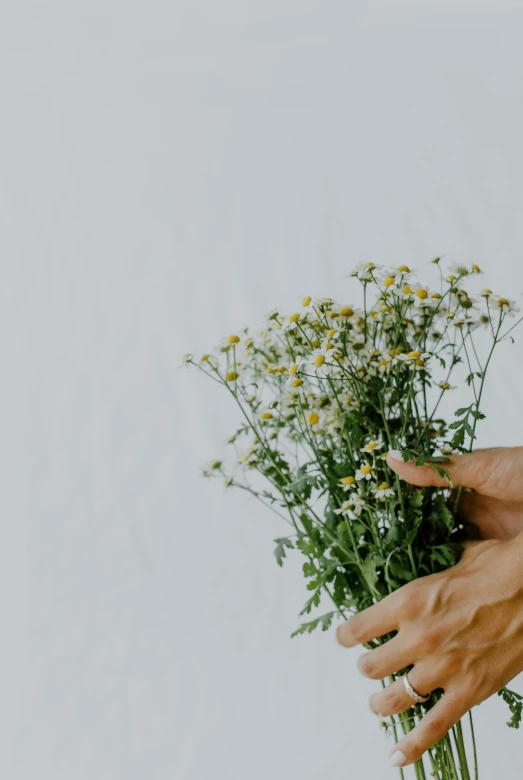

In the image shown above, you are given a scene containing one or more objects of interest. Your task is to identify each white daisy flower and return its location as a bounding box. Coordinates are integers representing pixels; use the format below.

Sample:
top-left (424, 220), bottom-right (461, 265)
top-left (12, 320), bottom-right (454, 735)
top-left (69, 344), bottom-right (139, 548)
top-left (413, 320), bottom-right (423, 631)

top-left (305, 345), bottom-right (336, 377)
top-left (286, 375), bottom-right (305, 393)
top-left (348, 262), bottom-right (380, 282)
top-left (338, 475), bottom-right (357, 492)
top-left (438, 381), bottom-right (456, 390)
top-left (348, 494), bottom-right (366, 515)
top-left (448, 263), bottom-right (471, 280)
top-left (496, 297), bottom-right (521, 317)
top-left (392, 350), bottom-right (429, 367)
top-left (282, 311), bottom-right (307, 332)
top-left (374, 482), bottom-right (395, 500)
top-left (334, 500), bottom-right (353, 516)
top-left (355, 464), bottom-right (374, 481)
top-left (360, 439), bottom-right (384, 454)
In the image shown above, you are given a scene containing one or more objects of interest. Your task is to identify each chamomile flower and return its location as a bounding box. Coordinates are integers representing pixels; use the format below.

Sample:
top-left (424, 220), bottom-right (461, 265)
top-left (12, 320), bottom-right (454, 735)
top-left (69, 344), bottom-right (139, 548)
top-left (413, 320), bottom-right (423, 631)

top-left (348, 494), bottom-right (366, 515)
top-left (356, 463), bottom-right (374, 481)
top-left (496, 297), bottom-right (521, 317)
top-left (339, 475), bottom-right (357, 492)
top-left (334, 494), bottom-right (366, 517)
top-left (306, 345), bottom-right (336, 377)
top-left (360, 439), bottom-right (384, 454)
top-left (334, 500), bottom-right (352, 517)
top-left (448, 263), bottom-right (470, 279)
top-left (286, 376), bottom-right (305, 393)
top-left (349, 262), bottom-right (379, 282)
top-left (392, 350), bottom-right (429, 367)
top-left (282, 311), bottom-right (307, 332)
top-left (374, 482), bottom-right (395, 500)
top-left (438, 381), bottom-right (456, 390)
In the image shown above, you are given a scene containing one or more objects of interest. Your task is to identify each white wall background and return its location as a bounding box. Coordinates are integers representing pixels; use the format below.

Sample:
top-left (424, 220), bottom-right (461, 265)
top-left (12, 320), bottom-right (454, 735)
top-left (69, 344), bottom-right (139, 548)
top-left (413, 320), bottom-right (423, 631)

top-left (2, 2), bottom-right (523, 778)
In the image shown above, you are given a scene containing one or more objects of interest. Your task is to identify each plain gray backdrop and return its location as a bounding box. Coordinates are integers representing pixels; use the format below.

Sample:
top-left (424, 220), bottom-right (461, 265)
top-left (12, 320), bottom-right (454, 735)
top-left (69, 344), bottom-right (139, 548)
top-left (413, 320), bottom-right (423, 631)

top-left (2, 1), bottom-right (523, 778)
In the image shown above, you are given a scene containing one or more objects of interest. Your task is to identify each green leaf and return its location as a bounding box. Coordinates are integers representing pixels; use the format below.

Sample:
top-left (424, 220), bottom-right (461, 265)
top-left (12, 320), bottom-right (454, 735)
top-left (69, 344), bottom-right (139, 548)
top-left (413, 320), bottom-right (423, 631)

top-left (498, 687), bottom-right (523, 729)
top-left (274, 537), bottom-right (294, 567)
top-left (361, 556), bottom-right (379, 590)
top-left (302, 561), bottom-right (317, 578)
top-left (291, 611), bottom-right (338, 638)
top-left (429, 463), bottom-right (452, 485)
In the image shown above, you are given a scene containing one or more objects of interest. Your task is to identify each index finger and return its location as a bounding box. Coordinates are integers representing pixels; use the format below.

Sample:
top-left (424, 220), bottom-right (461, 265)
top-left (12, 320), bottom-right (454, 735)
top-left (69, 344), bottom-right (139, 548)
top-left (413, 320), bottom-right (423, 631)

top-left (336, 588), bottom-right (402, 648)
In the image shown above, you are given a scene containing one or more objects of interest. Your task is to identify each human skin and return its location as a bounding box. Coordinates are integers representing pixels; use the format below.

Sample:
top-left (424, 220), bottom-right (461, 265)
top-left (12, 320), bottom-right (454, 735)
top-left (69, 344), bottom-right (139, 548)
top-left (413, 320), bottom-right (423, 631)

top-left (336, 446), bottom-right (523, 768)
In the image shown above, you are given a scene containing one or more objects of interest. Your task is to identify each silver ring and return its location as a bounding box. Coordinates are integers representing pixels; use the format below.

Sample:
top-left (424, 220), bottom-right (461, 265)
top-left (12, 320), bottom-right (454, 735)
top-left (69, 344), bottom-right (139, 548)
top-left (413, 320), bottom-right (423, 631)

top-left (403, 672), bottom-right (430, 704)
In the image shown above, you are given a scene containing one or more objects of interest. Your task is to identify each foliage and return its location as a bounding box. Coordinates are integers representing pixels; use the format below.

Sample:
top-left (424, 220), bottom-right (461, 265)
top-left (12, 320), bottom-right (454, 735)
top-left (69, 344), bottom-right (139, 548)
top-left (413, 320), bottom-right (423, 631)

top-left (185, 260), bottom-right (522, 776)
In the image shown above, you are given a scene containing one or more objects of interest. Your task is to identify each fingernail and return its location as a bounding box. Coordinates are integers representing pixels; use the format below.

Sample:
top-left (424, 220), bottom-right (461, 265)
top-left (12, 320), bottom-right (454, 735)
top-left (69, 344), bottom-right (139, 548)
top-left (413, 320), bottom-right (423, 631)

top-left (388, 449), bottom-right (403, 461)
top-left (390, 750), bottom-right (407, 767)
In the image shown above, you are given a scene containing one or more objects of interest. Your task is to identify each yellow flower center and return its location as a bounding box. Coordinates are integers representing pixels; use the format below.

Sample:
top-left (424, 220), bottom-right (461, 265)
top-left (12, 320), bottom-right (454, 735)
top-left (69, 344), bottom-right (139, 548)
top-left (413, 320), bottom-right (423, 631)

top-left (314, 355), bottom-right (325, 367)
top-left (311, 340), bottom-right (320, 349)
top-left (472, 264), bottom-right (481, 273)
top-left (226, 371), bottom-right (238, 382)
top-left (440, 382), bottom-right (450, 390)
top-left (327, 329), bottom-right (337, 338)
top-left (366, 442), bottom-right (378, 450)
top-left (481, 289), bottom-right (492, 296)
top-left (448, 275), bottom-right (457, 281)
top-left (416, 289), bottom-right (428, 299)
top-left (261, 412), bottom-right (273, 419)
top-left (289, 363), bottom-right (299, 376)
top-left (415, 358), bottom-right (425, 367)
top-left (379, 359), bottom-right (389, 367)
top-left (407, 350), bottom-right (421, 358)
top-left (288, 313), bottom-right (301, 323)
top-left (398, 265), bottom-right (410, 273)
top-left (200, 354), bottom-right (210, 362)
top-left (431, 292), bottom-right (442, 299)
top-left (360, 464), bottom-right (372, 475)
top-left (498, 298), bottom-right (510, 307)
top-left (302, 296), bottom-right (312, 306)
top-left (378, 482), bottom-right (390, 491)
top-left (393, 347), bottom-right (402, 356)
top-left (346, 395), bottom-right (355, 403)
top-left (291, 378), bottom-right (303, 387)
top-left (324, 342), bottom-right (334, 350)
top-left (342, 476), bottom-right (355, 485)
top-left (228, 335), bottom-right (240, 344)
top-left (339, 307), bottom-right (353, 317)
top-left (403, 284), bottom-right (414, 295)
top-left (308, 412), bottom-right (320, 425)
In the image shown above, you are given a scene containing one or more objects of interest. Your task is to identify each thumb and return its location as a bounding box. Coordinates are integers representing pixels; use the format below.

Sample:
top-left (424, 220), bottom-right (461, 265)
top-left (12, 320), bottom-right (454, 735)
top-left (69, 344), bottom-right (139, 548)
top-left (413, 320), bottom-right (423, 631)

top-left (386, 447), bottom-right (523, 500)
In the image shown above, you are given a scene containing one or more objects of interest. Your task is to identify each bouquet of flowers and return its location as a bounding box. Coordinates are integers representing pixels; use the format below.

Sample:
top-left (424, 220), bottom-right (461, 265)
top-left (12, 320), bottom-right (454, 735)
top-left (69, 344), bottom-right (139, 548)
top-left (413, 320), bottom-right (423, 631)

top-left (184, 259), bottom-right (522, 778)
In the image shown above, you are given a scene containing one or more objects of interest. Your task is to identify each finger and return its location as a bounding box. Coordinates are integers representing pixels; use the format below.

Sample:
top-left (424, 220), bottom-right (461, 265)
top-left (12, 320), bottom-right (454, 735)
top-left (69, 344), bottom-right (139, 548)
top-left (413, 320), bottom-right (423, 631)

top-left (357, 636), bottom-right (412, 680)
top-left (370, 666), bottom-right (438, 716)
top-left (387, 447), bottom-right (523, 500)
top-left (456, 489), bottom-right (523, 541)
top-left (389, 690), bottom-right (468, 768)
top-left (337, 590), bottom-right (402, 648)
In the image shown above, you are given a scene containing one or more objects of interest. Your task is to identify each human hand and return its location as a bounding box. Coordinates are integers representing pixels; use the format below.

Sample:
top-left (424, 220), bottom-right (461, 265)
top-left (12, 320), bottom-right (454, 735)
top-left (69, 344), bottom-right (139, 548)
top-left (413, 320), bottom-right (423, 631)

top-left (388, 446), bottom-right (523, 541)
top-left (335, 447), bottom-right (523, 768)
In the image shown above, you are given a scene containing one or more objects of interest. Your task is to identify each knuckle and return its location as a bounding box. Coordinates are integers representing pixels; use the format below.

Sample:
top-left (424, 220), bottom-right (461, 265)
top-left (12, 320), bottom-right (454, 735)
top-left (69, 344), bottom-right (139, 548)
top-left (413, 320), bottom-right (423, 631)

top-left (423, 713), bottom-right (449, 740)
top-left (337, 620), bottom-right (356, 646)
top-left (358, 653), bottom-right (381, 679)
top-left (398, 582), bottom-right (423, 618)
top-left (383, 685), bottom-right (404, 711)
top-left (417, 626), bottom-right (441, 654)
top-left (346, 616), bottom-right (366, 644)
